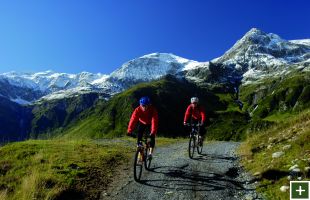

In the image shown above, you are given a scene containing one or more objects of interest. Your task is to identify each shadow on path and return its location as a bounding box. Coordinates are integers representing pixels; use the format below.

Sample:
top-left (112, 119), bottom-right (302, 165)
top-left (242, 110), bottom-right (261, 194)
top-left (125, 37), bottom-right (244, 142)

top-left (133, 150), bottom-right (257, 194)
top-left (192, 153), bottom-right (238, 162)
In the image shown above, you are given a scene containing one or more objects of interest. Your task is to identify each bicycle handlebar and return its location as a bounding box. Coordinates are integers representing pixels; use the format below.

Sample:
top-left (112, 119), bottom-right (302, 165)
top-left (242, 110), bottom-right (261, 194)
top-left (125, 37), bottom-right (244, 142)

top-left (184, 123), bottom-right (202, 127)
top-left (128, 132), bottom-right (152, 138)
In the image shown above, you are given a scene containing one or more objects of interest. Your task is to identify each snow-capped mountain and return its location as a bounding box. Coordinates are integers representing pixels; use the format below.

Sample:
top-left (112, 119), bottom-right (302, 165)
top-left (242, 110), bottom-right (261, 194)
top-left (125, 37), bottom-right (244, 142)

top-left (0, 53), bottom-right (201, 103)
top-left (100, 53), bottom-right (201, 93)
top-left (109, 53), bottom-right (200, 81)
top-left (0, 78), bottom-right (45, 104)
top-left (211, 28), bottom-right (310, 84)
top-left (0, 71), bottom-right (109, 103)
top-left (1, 28), bottom-right (309, 104)
top-left (0, 71), bottom-right (105, 92)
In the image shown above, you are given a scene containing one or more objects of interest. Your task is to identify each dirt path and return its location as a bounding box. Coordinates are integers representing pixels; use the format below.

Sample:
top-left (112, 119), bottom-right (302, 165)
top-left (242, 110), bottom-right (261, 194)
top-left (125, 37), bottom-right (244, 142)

top-left (100, 141), bottom-right (263, 200)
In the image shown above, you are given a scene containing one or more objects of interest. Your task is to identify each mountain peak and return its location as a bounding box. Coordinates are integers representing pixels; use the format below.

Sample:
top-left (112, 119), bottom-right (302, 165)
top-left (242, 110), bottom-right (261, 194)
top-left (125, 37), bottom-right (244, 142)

top-left (109, 52), bottom-right (199, 82)
top-left (244, 28), bottom-right (265, 37)
top-left (213, 28), bottom-right (289, 61)
top-left (242, 28), bottom-right (286, 46)
top-left (140, 52), bottom-right (191, 64)
top-left (212, 28), bottom-right (310, 85)
top-left (141, 52), bottom-right (173, 57)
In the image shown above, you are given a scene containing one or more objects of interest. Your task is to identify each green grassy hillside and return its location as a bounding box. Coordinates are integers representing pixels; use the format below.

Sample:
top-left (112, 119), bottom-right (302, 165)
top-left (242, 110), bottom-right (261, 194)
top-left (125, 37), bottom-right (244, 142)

top-left (239, 109), bottom-right (310, 200)
top-left (47, 75), bottom-right (256, 141)
top-left (240, 71), bottom-right (309, 120)
top-left (30, 93), bottom-right (100, 138)
top-left (62, 75), bottom-right (228, 139)
top-left (237, 71), bottom-right (310, 136)
top-left (0, 139), bottom-right (132, 200)
top-left (1, 74), bottom-right (250, 142)
top-left (4, 70), bottom-right (308, 143)
top-left (0, 137), bottom-right (184, 200)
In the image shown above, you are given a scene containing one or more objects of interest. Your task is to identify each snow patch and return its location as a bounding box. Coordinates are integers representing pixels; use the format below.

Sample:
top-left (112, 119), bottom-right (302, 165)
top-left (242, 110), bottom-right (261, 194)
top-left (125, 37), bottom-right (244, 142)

top-left (289, 39), bottom-right (310, 46)
top-left (10, 97), bottom-right (31, 105)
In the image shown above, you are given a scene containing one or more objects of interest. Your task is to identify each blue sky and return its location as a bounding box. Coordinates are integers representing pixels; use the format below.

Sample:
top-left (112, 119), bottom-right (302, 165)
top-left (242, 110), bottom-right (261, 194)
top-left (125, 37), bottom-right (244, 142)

top-left (0, 0), bottom-right (309, 74)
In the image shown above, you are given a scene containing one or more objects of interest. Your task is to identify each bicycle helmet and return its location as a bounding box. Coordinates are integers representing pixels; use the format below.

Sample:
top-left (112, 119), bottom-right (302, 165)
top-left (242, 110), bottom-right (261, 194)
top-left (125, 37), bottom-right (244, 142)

top-left (139, 96), bottom-right (151, 106)
top-left (190, 97), bottom-right (199, 104)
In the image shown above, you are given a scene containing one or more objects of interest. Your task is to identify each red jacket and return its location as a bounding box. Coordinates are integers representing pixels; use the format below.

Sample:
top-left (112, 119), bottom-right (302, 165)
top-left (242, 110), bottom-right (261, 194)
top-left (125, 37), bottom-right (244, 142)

top-left (184, 104), bottom-right (206, 124)
top-left (127, 105), bottom-right (158, 135)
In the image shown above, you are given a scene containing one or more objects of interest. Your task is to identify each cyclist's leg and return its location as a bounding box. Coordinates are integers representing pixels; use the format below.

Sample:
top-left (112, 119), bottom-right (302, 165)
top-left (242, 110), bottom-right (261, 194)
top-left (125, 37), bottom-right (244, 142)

top-left (143, 124), bottom-right (154, 155)
top-left (192, 119), bottom-right (202, 142)
top-left (199, 125), bottom-right (206, 141)
top-left (137, 122), bottom-right (147, 146)
top-left (149, 134), bottom-right (155, 154)
top-left (150, 134), bottom-right (155, 148)
top-left (184, 125), bottom-right (191, 136)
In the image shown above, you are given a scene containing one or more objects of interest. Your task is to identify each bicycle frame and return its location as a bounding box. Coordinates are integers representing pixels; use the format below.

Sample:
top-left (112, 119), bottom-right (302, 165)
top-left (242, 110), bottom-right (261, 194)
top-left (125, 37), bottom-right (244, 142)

top-left (133, 134), bottom-right (152, 182)
top-left (187, 123), bottom-right (203, 158)
top-left (190, 124), bottom-right (200, 137)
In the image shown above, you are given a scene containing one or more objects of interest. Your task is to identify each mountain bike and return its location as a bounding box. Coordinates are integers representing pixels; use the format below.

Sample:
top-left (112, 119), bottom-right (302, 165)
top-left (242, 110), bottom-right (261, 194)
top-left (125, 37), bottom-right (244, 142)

top-left (131, 133), bottom-right (152, 182)
top-left (185, 123), bottom-right (203, 159)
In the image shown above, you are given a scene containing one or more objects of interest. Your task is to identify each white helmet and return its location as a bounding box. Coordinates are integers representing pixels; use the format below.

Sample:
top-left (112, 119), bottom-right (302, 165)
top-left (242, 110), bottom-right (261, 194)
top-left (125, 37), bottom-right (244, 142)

top-left (190, 97), bottom-right (199, 103)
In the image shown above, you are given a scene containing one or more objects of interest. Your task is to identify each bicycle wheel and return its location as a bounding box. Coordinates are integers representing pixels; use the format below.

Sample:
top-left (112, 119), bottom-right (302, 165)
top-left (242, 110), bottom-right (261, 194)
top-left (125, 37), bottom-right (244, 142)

top-left (197, 136), bottom-right (203, 154)
top-left (188, 135), bottom-right (195, 159)
top-left (144, 147), bottom-right (152, 170)
top-left (133, 150), bottom-right (143, 181)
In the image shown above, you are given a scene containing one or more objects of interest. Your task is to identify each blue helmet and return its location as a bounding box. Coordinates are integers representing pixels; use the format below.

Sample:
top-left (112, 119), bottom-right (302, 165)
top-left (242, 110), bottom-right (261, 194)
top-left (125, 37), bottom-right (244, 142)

top-left (139, 96), bottom-right (151, 106)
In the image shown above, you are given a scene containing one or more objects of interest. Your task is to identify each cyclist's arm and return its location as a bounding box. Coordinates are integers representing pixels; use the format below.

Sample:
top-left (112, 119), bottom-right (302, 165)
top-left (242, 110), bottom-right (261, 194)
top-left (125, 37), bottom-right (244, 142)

top-left (127, 108), bottom-right (140, 133)
top-left (150, 108), bottom-right (158, 135)
top-left (200, 106), bottom-right (206, 125)
top-left (184, 105), bottom-right (192, 124)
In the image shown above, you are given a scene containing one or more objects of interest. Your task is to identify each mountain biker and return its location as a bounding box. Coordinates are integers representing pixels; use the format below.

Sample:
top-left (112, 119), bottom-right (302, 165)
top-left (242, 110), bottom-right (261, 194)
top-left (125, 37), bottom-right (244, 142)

top-left (127, 96), bottom-right (158, 158)
top-left (183, 97), bottom-right (206, 141)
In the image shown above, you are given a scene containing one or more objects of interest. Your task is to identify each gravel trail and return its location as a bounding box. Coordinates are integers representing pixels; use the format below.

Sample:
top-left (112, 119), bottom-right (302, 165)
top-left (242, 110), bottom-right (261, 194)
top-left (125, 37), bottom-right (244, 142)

top-left (101, 141), bottom-right (263, 200)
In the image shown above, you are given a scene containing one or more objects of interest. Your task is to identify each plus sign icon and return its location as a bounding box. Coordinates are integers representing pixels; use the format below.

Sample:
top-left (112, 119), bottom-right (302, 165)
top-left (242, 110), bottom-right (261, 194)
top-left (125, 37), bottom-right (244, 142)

top-left (290, 181), bottom-right (310, 200)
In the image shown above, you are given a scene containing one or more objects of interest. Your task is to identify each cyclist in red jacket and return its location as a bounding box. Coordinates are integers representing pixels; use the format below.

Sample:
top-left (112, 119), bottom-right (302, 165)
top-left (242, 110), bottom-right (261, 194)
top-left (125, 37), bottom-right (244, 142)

top-left (127, 96), bottom-right (158, 157)
top-left (184, 97), bottom-right (207, 140)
